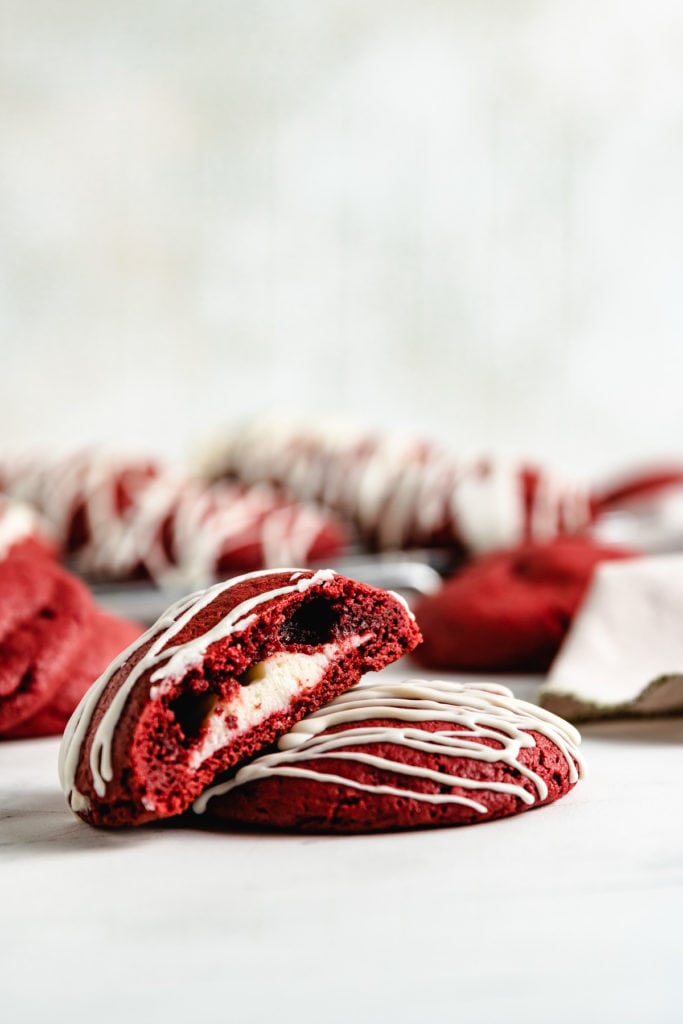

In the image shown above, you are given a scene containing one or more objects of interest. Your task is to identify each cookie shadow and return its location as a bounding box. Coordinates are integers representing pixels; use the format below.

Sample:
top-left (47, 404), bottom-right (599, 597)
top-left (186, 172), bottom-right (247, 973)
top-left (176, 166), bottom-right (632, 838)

top-left (0, 787), bottom-right (155, 857)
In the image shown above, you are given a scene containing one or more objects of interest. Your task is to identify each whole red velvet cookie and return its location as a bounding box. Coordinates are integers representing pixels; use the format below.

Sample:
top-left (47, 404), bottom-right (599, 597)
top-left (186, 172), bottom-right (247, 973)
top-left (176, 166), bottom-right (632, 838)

top-left (0, 552), bottom-right (93, 734)
top-left (203, 421), bottom-right (594, 555)
top-left (593, 464), bottom-right (683, 510)
top-left (59, 568), bottom-right (421, 828)
top-left (0, 552), bottom-right (143, 739)
top-left (412, 535), bottom-right (635, 672)
top-left (0, 452), bottom-right (347, 587)
top-left (0, 552), bottom-right (141, 737)
top-left (194, 679), bottom-right (584, 832)
top-left (3, 609), bottom-right (141, 739)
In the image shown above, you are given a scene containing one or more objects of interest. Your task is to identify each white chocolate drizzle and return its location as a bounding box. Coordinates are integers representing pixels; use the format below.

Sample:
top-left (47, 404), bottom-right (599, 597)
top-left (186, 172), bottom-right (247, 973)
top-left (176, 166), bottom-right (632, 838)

top-left (201, 420), bottom-right (592, 554)
top-left (58, 568), bottom-right (337, 812)
top-left (0, 495), bottom-right (54, 559)
top-left (0, 452), bottom-right (341, 587)
top-left (193, 679), bottom-right (584, 816)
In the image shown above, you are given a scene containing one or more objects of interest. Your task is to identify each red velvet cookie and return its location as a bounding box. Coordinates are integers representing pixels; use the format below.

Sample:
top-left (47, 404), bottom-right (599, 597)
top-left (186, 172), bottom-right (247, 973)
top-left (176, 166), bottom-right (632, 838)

top-left (0, 552), bottom-right (143, 738)
top-left (412, 535), bottom-right (635, 672)
top-left (593, 465), bottom-right (683, 510)
top-left (0, 552), bottom-right (93, 734)
top-left (3, 609), bottom-right (141, 739)
top-left (0, 453), bottom-right (347, 587)
top-left (59, 568), bottom-right (421, 828)
top-left (194, 679), bottom-right (583, 833)
top-left (203, 421), bottom-right (594, 554)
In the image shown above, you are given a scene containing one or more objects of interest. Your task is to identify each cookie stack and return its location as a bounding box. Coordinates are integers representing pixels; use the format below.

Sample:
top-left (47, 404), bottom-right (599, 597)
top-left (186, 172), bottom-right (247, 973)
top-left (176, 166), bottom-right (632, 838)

top-left (58, 568), bottom-right (584, 834)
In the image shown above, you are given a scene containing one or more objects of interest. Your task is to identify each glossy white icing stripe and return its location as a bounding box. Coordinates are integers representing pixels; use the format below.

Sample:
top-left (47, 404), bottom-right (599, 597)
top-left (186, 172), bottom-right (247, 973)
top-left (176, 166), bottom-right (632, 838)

top-left (58, 568), bottom-right (336, 811)
top-left (0, 496), bottom-right (52, 558)
top-left (0, 453), bottom-right (338, 587)
top-left (193, 680), bottom-right (584, 815)
top-left (449, 464), bottom-right (524, 553)
top-left (260, 505), bottom-right (327, 569)
top-left (204, 421), bottom-right (592, 553)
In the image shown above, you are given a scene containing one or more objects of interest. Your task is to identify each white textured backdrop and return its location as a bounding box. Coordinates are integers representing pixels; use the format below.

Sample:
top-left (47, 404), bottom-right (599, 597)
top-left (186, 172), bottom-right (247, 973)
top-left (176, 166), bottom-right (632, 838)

top-left (2, 1), bottom-right (683, 479)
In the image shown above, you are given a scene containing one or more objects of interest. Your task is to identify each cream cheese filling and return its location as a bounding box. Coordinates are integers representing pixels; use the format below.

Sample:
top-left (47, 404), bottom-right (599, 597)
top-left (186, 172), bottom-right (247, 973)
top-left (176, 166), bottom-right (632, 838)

top-left (188, 638), bottom-right (366, 768)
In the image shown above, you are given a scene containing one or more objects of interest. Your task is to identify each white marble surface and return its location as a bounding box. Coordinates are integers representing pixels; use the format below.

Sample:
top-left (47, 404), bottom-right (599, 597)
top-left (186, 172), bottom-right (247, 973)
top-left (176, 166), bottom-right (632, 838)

top-left (1, 665), bottom-right (682, 1023)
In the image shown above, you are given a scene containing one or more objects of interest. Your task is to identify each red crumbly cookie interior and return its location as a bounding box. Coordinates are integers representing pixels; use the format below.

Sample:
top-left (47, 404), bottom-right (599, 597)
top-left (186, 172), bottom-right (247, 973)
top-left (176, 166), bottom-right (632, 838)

top-left (205, 722), bottom-right (577, 834)
top-left (72, 574), bottom-right (421, 828)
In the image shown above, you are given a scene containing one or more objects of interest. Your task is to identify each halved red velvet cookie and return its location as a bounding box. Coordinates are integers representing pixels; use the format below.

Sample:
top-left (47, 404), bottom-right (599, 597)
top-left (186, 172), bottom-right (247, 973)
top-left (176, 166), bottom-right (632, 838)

top-left (412, 536), bottom-right (635, 672)
top-left (194, 679), bottom-right (583, 833)
top-left (59, 569), bottom-right (421, 828)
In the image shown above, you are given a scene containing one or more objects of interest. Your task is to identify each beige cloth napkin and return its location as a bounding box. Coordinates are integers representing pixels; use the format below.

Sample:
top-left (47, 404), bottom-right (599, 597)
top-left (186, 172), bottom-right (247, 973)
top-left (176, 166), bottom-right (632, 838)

top-left (539, 554), bottom-right (683, 720)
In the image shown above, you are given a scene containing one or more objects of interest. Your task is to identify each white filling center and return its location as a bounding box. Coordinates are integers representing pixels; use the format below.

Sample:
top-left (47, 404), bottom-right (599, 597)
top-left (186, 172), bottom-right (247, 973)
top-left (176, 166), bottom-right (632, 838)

top-left (188, 643), bottom-right (356, 768)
